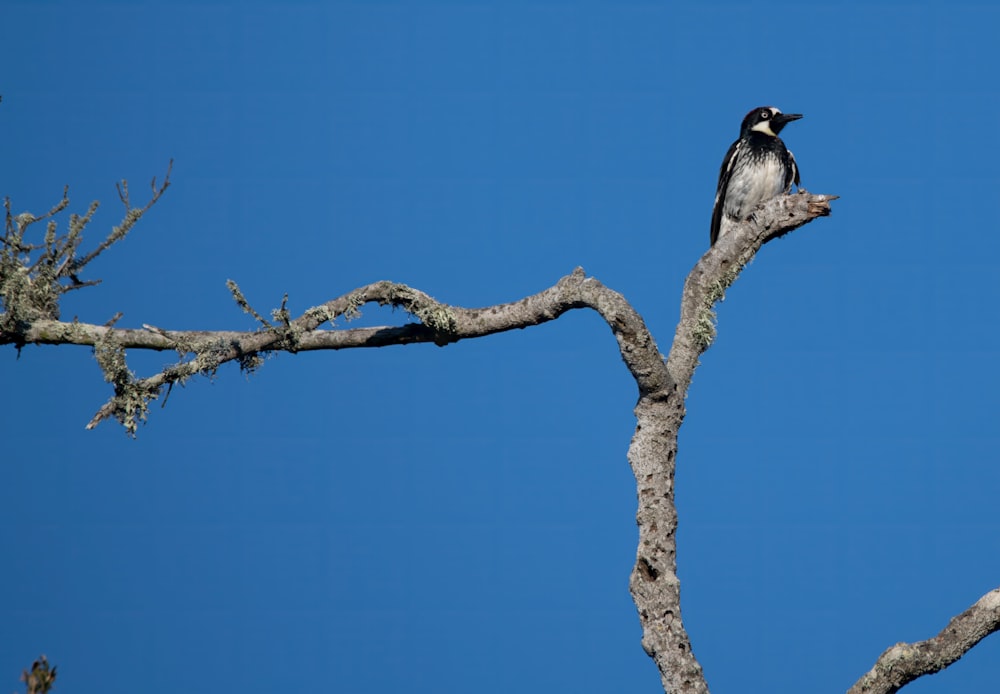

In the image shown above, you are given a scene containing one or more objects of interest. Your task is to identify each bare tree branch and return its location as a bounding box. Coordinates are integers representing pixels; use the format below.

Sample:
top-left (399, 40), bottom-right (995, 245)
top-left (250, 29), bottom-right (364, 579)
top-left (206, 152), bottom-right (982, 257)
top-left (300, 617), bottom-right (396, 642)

top-left (848, 587), bottom-right (1000, 694)
top-left (9, 160), bottom-right (996, 693)
top-left (78, 270), bottom-right (674, 431)
top-left (0, 163), bottom-right (172, 342)
top-left (2, 186), bottom-right (844, 691)
top-left (72, 161), bottom-right (172, 272)
top-left (628, 190), bottom-right (836, 692)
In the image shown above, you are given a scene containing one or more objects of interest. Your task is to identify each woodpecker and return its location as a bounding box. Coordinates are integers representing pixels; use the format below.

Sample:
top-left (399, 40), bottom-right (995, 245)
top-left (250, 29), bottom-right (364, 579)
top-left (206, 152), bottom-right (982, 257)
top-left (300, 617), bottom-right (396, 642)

top-left (710, 106), bottom-right (801, 246)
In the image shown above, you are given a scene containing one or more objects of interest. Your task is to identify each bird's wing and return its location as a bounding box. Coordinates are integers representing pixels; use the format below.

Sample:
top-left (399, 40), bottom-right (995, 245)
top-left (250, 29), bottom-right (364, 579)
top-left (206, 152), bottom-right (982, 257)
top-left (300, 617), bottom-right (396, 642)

top-left (788, 148), bottom-right (800, 189)
top-left (710, 139), bottom-right (742, 246)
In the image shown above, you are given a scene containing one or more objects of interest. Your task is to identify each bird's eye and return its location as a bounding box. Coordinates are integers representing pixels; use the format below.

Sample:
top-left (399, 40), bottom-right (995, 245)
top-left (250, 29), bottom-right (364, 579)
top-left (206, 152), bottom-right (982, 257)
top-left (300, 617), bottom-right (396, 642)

top-left (760, 110), bottom-right (771, 119)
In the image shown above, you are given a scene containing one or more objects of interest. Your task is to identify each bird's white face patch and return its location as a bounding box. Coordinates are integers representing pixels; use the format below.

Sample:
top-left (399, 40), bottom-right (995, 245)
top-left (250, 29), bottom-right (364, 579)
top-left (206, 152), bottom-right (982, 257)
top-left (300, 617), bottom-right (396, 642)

top-left (750, 107), bottom-right (782, 137)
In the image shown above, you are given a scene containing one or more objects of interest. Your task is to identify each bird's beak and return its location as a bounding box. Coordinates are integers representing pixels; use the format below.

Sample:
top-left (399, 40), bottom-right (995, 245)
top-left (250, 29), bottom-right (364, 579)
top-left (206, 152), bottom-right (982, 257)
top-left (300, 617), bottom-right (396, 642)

top-left (774, 113), bottom-right (803, 127)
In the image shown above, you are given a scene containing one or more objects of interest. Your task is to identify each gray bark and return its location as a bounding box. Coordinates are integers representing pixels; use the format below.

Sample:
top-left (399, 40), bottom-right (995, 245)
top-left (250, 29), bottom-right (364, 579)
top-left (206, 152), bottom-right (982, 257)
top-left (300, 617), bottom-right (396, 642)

top-left (7, 184), bottom-right (997, 692)
top-left (848, 588), bottom-right (1000, 694)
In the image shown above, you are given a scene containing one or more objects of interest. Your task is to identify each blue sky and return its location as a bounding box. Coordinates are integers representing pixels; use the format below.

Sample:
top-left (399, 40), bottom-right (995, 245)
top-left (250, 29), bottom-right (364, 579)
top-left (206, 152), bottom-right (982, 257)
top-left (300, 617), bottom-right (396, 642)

top-left (3, 1), bottom-right (1000, 692)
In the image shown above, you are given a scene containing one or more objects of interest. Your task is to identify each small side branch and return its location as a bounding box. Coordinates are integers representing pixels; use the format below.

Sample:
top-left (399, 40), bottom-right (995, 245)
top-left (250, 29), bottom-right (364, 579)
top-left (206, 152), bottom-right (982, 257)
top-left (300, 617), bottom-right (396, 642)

top-left (0, 163), bottom-right (172, 340)
top-left (72, 160), bottom-right (172, 272)
top-left (848, 588), bottom-right (1000, 694)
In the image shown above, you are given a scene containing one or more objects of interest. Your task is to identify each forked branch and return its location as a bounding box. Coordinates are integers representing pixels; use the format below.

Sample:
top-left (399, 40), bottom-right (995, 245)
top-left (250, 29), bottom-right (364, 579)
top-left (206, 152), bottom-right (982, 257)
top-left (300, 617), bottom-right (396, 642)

top-left (1, 186), bottom-right (840, 692)
top-left (7, 167), bottom-right (995, 693)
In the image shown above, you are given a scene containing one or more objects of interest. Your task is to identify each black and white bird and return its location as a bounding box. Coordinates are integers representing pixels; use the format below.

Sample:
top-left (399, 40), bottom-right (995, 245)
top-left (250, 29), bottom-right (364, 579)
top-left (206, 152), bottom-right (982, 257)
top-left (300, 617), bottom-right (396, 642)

top-left (710, 106), bottom-right (801, 246)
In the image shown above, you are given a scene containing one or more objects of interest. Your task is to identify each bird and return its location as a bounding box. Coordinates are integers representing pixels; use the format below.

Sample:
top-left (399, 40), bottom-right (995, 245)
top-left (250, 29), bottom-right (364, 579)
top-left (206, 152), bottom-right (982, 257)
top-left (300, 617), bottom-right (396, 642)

top-left (710, 106), bottom-right (801, 246)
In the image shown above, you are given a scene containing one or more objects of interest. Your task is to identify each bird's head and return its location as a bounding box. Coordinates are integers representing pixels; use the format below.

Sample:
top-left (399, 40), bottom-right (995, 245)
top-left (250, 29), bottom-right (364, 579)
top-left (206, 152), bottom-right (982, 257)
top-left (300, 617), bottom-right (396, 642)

top-left (741, 106), bottom-right (802, 138)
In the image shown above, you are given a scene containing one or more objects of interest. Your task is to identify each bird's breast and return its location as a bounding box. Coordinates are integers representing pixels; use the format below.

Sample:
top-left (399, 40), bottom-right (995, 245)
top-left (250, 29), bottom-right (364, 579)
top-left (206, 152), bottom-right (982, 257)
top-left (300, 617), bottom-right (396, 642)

top-left (723, 154), bottom-right (789, 220)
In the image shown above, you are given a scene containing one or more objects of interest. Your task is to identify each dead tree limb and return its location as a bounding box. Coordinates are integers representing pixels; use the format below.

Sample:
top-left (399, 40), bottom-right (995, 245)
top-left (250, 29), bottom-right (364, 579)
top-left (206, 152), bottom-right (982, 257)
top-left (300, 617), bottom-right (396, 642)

top-left (2, 181), bottom-right (841, 691)
top-left (9, 169), bottom-right (994, 693)
top-left (848, 587), bottom-right (1000, 694)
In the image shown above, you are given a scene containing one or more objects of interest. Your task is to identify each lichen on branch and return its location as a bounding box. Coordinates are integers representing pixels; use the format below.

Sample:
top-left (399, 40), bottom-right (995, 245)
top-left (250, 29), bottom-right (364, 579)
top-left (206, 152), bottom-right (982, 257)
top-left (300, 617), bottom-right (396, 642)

top-left (2, 179), bottom-right (846, 694)
top-left (0, 162), bottom-right (172, 346)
